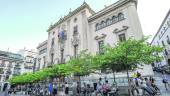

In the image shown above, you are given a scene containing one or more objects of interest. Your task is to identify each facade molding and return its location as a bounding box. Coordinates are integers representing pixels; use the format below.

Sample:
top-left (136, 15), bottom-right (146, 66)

top-left (113, 26), bottom-right (129, 33)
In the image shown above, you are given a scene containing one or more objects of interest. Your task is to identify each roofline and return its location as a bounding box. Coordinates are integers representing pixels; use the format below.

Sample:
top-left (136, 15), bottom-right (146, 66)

top-left (151, 9), bottom-right (170, 44)
top-left (47, 2), bottom-right (95, 32)
top-left (37, 40), bottom-right (48, 49)
top-left (88, 0), bottom-right (137, 22)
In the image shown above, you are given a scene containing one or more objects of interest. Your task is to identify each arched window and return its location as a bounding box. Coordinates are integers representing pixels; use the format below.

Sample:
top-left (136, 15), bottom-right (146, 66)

top-left (106, 18), bottom-right (111, 26)
top-left (112, 16), bottom-right (117, 23)
top-left (118, 13), bottom-right (124, 21)
top-left (96, 23), bottom-right (99, 31)
top-left (101, 21), bottom-right (106, 28)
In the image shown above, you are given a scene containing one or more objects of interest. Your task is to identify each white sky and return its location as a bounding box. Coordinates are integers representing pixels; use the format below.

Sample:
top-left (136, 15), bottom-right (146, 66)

top-left (138, 0), bottom-right (170, 40)
top-left (0, 0), bottom-right (170, 53)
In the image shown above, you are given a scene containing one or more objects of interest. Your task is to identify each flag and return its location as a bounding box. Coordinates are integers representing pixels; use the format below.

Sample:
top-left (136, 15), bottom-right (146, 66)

top-left (61, 31), bottom-right (65, 39)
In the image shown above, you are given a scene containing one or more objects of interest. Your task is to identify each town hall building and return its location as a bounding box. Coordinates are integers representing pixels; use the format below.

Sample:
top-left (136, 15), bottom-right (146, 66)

top-left (46, 0), bottom-right (143, 66)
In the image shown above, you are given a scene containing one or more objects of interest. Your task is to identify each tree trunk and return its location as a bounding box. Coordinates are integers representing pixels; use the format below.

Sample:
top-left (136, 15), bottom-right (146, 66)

top-left (112, 70), bottom-right (117, 87)
top-left (78, 76), bottom-right (81, 96)
top-left (126, 69), bottom-right (132, 96)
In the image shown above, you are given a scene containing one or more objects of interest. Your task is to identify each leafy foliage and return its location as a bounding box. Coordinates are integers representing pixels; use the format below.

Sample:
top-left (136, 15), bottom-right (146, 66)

top-left (8, 38), bottom-right (163, 85)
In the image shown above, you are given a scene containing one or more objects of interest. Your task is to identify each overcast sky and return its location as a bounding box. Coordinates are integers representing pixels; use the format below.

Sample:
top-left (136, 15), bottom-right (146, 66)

top-left (0, 0), bottom-right (169, 53)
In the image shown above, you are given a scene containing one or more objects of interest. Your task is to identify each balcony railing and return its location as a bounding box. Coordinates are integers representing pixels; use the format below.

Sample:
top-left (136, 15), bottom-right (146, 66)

top-left (0, 64), bottom-right (5, 67)
top-left (58, 59), bottom-right (65, 64)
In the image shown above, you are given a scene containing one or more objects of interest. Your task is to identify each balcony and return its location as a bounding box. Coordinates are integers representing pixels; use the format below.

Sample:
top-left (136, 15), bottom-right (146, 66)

top-left (58, 59), bottom-right (65, 64)
top-left (0, 64), bottom-right (5, 67)
top-left (13, 72), bottom-right (20, 76)
top-left (7, 65), bottom-right (13, 68)
top-left (6, 70), bottom-right (12, 75)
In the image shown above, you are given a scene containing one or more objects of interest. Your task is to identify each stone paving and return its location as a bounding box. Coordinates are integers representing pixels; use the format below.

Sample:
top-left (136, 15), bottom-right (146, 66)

top-left (0, 72), bottom-right (170, 96)
top-left (154, 72), bottom-right (170, 96)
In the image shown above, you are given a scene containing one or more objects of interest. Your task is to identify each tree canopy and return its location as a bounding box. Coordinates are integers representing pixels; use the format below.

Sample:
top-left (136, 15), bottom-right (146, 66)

top-left (8, 38), bottom-right (163, 85)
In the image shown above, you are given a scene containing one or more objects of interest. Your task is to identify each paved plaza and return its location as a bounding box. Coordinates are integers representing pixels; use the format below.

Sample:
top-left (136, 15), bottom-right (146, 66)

top-left (0, 72), bottom-right (169, 96)
top-left (154, 72), bottom-right (170, 96)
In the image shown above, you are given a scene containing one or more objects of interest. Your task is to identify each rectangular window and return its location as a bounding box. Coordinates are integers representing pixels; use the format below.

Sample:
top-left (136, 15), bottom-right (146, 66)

top-left (118, 33), bottom-right (126, 42)
top-left (51, 53), bottom-right (54, 64)
top-left (38, 58), bottom-right (41, 70)
top-left (157, 41), bottom-right (159, 46)
top-left (98, 40), bottom-right (104, 54)
top-left (74, 45), bottom-right (78, 58)
top-left (43, 56), bottom-right (46, 68)
top-left (167, 35), bottom-right (170, 45)
top-left (73, 26), bottom-right (78, 35)
top-left (162, 41), bottom-right (165, 46)
top-left (61, 49), bottom-right (64, 63)
top-left (51, 38), bottom-right (54, 47)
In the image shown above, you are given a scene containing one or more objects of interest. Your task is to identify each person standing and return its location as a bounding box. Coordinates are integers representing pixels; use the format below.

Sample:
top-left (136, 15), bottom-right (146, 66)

top-left (130, 79), bottom-right (139, 96)
top-left (53, 82), bottom-right (58, 96)
top-left (76, 82), bottom-right (81, 96)
top-left (48, 82), bottom-right (53, 95)
top-left (96, 82), bottom-right (102, 96)
top-left (102, 80), bottom-right (110, 96)
top-left (65, 82), bottom-right (69, 96)
top-left (162, 71), bottom-right (169, 90)
top-left (140, 78), bottom-right (154, 96)
top-left (82, 82), bottom-right (87, 96)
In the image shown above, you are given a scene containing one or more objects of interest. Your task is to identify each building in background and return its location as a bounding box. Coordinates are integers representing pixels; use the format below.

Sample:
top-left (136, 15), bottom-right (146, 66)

top-left (45, 0), bottom-right (154, 77)
top-left (36, 40), bottom-right (47, 71)
top-left (46, 0), bottom-right (143, 65)
top-left (18, 49), bottom-right (37, 74)
top-left (151, 9), bottom-right (170, 67)
top-left (0, 50), bottom-right (24, 82)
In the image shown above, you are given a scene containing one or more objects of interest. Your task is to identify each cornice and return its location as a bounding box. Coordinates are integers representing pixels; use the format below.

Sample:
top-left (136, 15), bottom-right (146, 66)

top-left (88, 0), bottom-right (137, 22)
top-left (47, 2), bottom-right (95, 32)
top-left (95, 34), bottom-right (107, 40)
top-left (113, 26), bottom-right (129, 33)
top-left (151, 9), bottom-right (170, 44)
top-left (37, 40), bottom-right (48, 49)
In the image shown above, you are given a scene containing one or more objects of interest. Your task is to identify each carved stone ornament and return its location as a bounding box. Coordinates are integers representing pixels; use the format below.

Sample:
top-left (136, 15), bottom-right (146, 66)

top-left (95, 33), bottom-right (107, 40)
top-left (72, 36), bottom-right (80, 46)
top-left (50, 47), bottom-right (55, 53)
top-left (60, 43), bottom-right (65, 49)
top-left (113, 26), bottom-right (129, 33)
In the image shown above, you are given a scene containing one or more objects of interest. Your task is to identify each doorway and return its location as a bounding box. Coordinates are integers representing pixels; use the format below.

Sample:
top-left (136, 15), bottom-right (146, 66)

top-left (168, 59), bottom-right (170, 66)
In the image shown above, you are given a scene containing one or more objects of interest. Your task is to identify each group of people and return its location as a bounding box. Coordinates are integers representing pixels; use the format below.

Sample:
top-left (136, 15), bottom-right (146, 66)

top-left (7, 71), bottom-right (170, 96)
top-left (48, 81), bottom-right (69, 96)
top-left (8, 81), bottom-right (69, 96)
top-left (79, 77), bottom-right (117, 96)
top-left (130, 72), bottom-right (161, 96)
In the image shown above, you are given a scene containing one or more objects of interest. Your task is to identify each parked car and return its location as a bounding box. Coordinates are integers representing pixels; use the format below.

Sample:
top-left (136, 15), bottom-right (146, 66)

top-left (153, 67), bottom-right (164, 73)
top-left (163, 66), bottom-right (170, 74)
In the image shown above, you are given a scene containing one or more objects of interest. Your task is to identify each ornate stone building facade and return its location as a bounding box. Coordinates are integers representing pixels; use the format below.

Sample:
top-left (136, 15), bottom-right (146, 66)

top-left (18, 49), bottom-right (37, 74)
top-left (46, 0), bottom-right (143, 66)
top-left (0, 50), bottom-right (24, 82)
top-left (36, 40), bottom-right (47, 71)
top-left (151, 9), bottom-right (170, 67)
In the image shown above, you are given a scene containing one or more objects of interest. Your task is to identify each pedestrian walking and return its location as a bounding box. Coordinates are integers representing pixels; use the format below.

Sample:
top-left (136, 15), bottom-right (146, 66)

top-left (130, 79), bottom-right (139, 96)
top-left (162, 71), bottom-right (169, 90)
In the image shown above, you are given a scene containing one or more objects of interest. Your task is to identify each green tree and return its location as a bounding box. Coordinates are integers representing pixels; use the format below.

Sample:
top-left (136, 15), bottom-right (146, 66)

top-left (68, 50), bottom-right (95, 81)
top-left (100, 38), bottom-right (163, 95)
